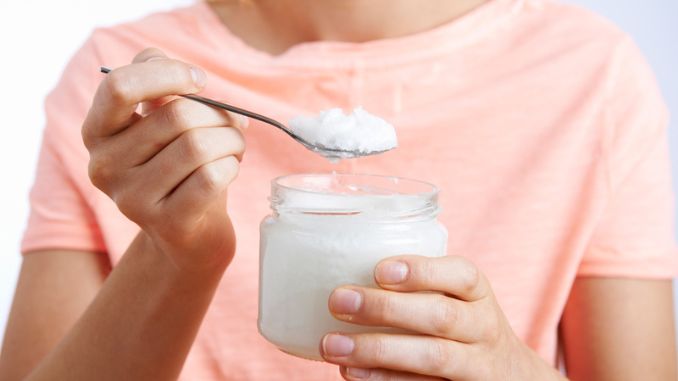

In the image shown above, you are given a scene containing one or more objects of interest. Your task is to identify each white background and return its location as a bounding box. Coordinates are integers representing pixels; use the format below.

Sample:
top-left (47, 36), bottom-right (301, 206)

top-left (1, 0), bottom-right (677, 347)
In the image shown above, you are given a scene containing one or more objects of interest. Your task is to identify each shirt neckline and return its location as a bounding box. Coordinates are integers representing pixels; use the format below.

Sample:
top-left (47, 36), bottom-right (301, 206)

top-left (192, 0), bottom-right (523, 70)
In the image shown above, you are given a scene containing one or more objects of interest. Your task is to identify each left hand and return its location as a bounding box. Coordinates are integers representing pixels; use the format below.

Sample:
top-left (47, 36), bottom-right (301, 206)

top-left (321, 255), bottom-right (566, 380)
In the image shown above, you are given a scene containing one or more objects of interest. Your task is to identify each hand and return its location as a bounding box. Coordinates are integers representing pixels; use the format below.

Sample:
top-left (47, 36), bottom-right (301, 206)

top-left (322, 255), bottom-right (566, 380)
top-left (82, 48), bottom-right (247, 272)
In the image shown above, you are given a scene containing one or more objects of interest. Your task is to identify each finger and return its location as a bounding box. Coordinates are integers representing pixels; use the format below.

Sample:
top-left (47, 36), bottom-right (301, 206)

top-left (339, 366), bottom-right (444, 381)
top-left (101, 98), bottom-right (245, 167)
top-left (141, 94), bottom-right (176, 117)
top-left (321, 333), bottom-right (474, 380)
top-left (161, 155), bottom-right (239, 224)
top-left (84, 58), bottom-right (206, 141)
top-left (328, 287), bottom-right (481, 342)
top-left (132, 49), bottom-right (177, 116)
top-left (132, 47), bottom-right (168, 64)
top-left (129, 126), bottom-right (245, 203)
top-left (374, 256), bottom-right (489, 301)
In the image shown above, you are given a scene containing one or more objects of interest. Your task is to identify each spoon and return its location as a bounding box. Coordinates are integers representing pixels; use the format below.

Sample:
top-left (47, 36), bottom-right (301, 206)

top-left (100, 66), bottom-right (390, 159)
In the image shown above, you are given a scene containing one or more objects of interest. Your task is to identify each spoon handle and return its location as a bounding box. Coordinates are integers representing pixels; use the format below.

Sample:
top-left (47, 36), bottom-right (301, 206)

top-left (180, 93), bottom-right (286, 130)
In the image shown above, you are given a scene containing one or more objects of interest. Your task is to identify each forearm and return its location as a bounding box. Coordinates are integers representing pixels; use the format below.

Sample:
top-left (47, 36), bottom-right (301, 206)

top-left (25, 233), bottom-right (227, 381)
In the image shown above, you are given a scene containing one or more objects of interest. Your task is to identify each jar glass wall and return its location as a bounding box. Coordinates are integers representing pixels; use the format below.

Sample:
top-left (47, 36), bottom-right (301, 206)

top-left (258, 173), bottom-right (448, 361)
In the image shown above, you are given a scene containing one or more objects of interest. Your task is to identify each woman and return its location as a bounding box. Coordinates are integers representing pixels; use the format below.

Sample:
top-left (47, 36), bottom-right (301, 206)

top-left (1, 0), bottom-right (677, 379)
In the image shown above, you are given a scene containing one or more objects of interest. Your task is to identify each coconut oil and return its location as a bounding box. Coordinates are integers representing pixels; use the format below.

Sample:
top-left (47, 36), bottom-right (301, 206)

top-left (288, 107), bottom-right (398, 157)
top-left (258, 173), bottom-right (448, 361)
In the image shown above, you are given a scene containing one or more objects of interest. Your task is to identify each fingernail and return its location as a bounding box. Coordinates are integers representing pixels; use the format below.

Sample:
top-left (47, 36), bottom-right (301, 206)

top-left (190, 66), bottom-right (207, 88)
top-left (322, 334), bottom-right (354, 357)
top-left (329, 288), bottom-right (362, 315)
top-left (346, 367), bottom-right (371, 379)
top-left (376, 261), bottom-right (408, 284)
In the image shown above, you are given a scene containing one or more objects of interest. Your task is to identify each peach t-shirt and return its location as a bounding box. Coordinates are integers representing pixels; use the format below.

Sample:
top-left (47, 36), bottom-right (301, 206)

top-left (22, 0), bottom-right (678, 379)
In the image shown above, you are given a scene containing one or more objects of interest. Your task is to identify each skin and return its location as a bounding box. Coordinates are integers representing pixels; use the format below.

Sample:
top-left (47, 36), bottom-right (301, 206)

top-left (323, 255), bottom-right (566, 380)
top-left (1, 1), bottom-right (676, 380)
top-left (323, 257), bottom-right (678, 380)
top-left (562, 278), bottom-right (678, 381)
top-left (209, 0), bottom-right (490, 55)
top-left (1, 50), bottom-right (247, 381)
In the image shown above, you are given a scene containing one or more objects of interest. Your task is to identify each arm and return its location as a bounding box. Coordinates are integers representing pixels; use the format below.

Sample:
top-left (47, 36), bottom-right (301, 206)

top-left (0, 242), bottom-right (226, 381)
top-left (0, 235), bottom-right (227, 381)
top-left (0, 250), bottom-right (109, 381)
top-left (561, 277), bottom-right (678, 381)
top-left (0, 48), bottom-right (246, 380)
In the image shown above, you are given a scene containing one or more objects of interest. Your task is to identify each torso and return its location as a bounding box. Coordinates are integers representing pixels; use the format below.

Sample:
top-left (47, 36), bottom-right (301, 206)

top-left (56, 1), bottom-right (659, 378)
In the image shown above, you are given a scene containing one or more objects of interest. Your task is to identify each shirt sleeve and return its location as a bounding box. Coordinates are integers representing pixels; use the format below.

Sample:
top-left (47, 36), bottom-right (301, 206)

top-left (578, 37), bottom-right (678, 278)
top-left (21, 35), bottom-right (107, 254)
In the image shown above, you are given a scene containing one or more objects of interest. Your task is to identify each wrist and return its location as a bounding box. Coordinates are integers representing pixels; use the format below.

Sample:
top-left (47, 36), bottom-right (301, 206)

top-left (503, 334), bottom-right (567, 381)
top-left (521, 342), bottom-right (568, 381)
top-left (143, 213), bottom-right (237, 275)
top-left (132, 231), bottom-right (230, 286)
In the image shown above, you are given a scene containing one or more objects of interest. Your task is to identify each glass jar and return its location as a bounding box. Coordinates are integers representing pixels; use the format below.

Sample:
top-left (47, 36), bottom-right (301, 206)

top-left (258, 173), bottom-right (448, 361)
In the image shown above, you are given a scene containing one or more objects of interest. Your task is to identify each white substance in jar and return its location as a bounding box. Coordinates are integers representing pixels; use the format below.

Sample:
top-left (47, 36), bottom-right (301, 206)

top-left (258, 174), bottom-right (448, 361)
top-left (288, 107), bottom-right (398, 156)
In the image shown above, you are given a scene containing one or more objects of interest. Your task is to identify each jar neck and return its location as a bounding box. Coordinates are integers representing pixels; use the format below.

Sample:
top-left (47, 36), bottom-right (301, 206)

top-left (270, 173), bottom-right (440, 222)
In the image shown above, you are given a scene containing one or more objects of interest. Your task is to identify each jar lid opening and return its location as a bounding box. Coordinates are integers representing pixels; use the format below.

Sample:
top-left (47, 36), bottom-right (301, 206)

top-left (271, 173), bottom-right (439, 218)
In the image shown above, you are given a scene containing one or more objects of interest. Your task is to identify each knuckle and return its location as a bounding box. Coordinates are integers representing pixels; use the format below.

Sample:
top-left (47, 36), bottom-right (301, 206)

top-left (430, 298), bottom-right (457, 337)
top-left (456, 257), bottom-right (480, 296)
top-left (81, 124), bottom-right (96, 150)
top-left (226, 128), bottom-right (246, 154)
top-left (179, 129), bottom-right (207, 162)
top-left (105, 70), bottom-right (131, 104)
top-left (373, 293), bottom-right (397, 323)
top-left (195, 162), bottom-right (224, 195)
top-left (224, 156), bottom-right (240, 182)
top-left (88, 154), bottom-right (114, 190)
top-left (137, 47), bottom-right (156, 57)
top-left (114, 189), bottom-right (144, 221)
top-left (417, 258), bottom-right (437, 284)
top-left (134, 47), bottom-right (164, 62)
top-left (162, 99), bottom-right (193, 132)
top-left (82, 134), bottom-right (95, 151)
top-left (368, 337), bottom-right (389, 364)
top-left (166, 59), bottom-right (193, 85)
top-left (428, 341), bottom-right (453, 375)
top-left (87, 160), bottom-right (103, 188)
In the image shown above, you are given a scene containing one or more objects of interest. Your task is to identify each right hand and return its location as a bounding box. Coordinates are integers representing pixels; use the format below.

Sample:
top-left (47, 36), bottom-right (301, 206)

top-left (82, 48), bottom-right (247, 272)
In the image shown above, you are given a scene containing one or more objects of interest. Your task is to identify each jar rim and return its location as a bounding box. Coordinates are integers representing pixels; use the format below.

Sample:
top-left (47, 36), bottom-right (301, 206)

top-left (270, 173), bottom-right (440, 218)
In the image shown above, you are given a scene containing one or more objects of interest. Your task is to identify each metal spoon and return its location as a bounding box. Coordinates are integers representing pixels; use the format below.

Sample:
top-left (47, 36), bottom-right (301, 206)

top-left (100, 66), bottom-right (391, 159)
